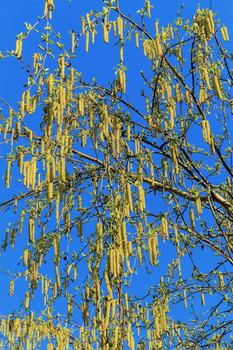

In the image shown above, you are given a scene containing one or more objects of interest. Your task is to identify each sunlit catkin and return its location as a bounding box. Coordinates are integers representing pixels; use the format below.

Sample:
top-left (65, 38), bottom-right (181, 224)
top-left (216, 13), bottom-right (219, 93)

top-left (218, 273), bottom-right (224, 291)
top-left (25, 291), bottom-right (30, 310)
top-left (223, 26), bottom-right (229, 41)
top-left (135, 31), bottom-right (139, 48)
top-left (126, 183), bottom-right (133, 212)
top-left (138, 185), bottom-right (145, 212)
top-left (155, 20), bottom-right (159, 35)
top-left (48, 73), bottom-right (53, 96)
top-left (85, 30), bottom-right (89, 53)
top-left (29, 217), bottom-right (35, 243)
top-left (59, 56), bottom-right (65, 78)
top-left (220, 27), bottom-right (227, 42)
top-left (183, 289), bottom-right (187, 309)
top-left (208, 10), bottom-right (215, 34)
top-left (71, 31), bottom-right (75, 53)
top-left (210, 136), bottom-right (215, 155)
top-left (23, 248), bottom-right (28, 267)
top-left (117, 16), bottom-right (123, 38)
top-left (73, 265), bottom-right (77, 281)
top-left (195, 190), bottom-right (202, 215)
top-left (169, 26), bottom-right (174, 39)
top-left (147, 1), bottom-right (151, 19)
top-left (161, 217), bottom-right (168, 241)
top-left (82, 18), bottom-right (85, 34)
top-left (5, 161), bottom-right (11, 188)
top-left (212, 74), bottom-right (222, 100)
top-left (15, 39), bottom-right (22, 59)
top-left (20, 92), bottom-right (25, 118)
top-left (201, 291), bottom-right (205, 306)
top-left (201, 120), bottom-right (208, 143)
top-left (103, 24), bottom-right (109, 44)
top-left (15, 39), bottom-right (19, 56)
top-left (189, 208), bottom-right (196, 230)
top-left (120, 45), bottom-right (123, 63)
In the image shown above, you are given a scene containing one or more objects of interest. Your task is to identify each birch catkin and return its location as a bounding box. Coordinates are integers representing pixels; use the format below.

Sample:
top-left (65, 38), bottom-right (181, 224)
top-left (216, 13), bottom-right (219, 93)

top-left (195, 190), bottom-right (202, 215)
top-left (189, 208), bottom-right (196, 230)
top-left (117, 16), bottom-right (123, 38)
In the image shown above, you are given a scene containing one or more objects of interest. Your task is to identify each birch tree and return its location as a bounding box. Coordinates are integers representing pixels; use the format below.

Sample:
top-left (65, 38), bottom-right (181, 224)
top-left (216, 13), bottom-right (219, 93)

top-left (0, 1), bottom-right (233, 349)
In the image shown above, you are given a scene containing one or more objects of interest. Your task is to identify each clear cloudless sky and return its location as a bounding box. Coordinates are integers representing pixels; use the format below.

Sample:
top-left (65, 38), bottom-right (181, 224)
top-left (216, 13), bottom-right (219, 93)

top-left (0, 0), bottom-right (233, 347)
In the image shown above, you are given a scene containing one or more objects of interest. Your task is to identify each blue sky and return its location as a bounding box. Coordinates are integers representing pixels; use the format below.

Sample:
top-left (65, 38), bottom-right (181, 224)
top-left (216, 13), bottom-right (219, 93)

top-left (0, 0), bottom-right (233, 348)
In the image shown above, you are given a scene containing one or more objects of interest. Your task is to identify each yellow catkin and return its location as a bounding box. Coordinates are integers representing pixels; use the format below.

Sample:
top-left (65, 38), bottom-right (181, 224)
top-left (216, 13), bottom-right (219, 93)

top-left (205, 17), bottom-right (212, 40)
top-left (183, 289), bottom-right (187, 309)
top-left (138, 185), bottom-right (145, 212)
top-left (226, 177), bottom-right (231, 188)
top-left (16, 121), bottom-right (21, 138)
top-left (73, 265), bottom-right (77, 281)
top-left (126, 183), bottom-right (133, 213)
top-left (25, 89), bottom-right (30, 113)
top-left (120, 45), bottom-right (123, 63)
top-left (210, 137), bottom-right (215, 155)
top-left (135, 31), bottom-right (139, 48)
top-left (86, 13), bottom-right (91, 28)
top-left (82, 18), bottom-right (85, 34)
top-left (201, 120), bottom-right (208, 143)
top-left (109, 249), bottom-right (114, 276)
top-left (195, 190), bottom-right (202, 215)
top-left (169, 105), bottom-right (174, 130)
top-left (112, 21), bottom-right (117, 37)
top-left (48, 73), bottom-right (53, 96)
top-left (121, 220), bottom-right (129, 255)
top-left (59, 56), bottom-right (65, 78)
top-left (203, 68), bottom-right (211, 90)
top-left (150, 161), bottom-right (154, 186)
top-left (23, 248), bottom-right (28, 267)
top-left (143, 40), bottom-right (147, 57)
top-left (20, 92), bottom-right (25, 118)
top-left (29, 217), bottom-right (35, 242)
top-left (189, 208), bottom-right (196, 230)
top-left (15, 39), bottom-right (19, 56)
top-left (212, 74), bottom-right (222, 100)
top-left (14, 198), bottom-right (17, 214)
top-left (201, 291), bottom-right (205, 306)
top-left (33, 52), bottom-right (38, 69)
top-left (96, 222), bottom-right (103, 254)
top-left (169, 26), bottom-right (174, 40)
top-left (71, 31), bottom-right (75, 53)
top-left (161, 217), bottom-right (169, 241)
top-left (5, 161), bottom-right (11, 188)
top-left (155, 20), bottom-right (159, 35)
top-left (218, 273), bottom-right (224, 291)
top-left (127, 122), bottom-right (131, 141)
top-left (67, 263), bottom-right (73, 277)
top-left (147, 1), bottom-right (151, 19)
top-left (208, 10), bottom-right (215, 34)
top-left (223, 26), bottom-right (229, 41)
top-left (104, 23), bottom-right (111, 44)
top-left (37, 75), bottom-right (43, 102)
top-left (55, 264), bottom-right (60, 288)
top-left (10, 280), bottom-right (14, 296)
top-left (25, 291), bottom-right (30, 309)
top-left (220, 27), bottom-right (227, 42)
top-left (117, 16), bottom-right (123, 38)
top-left (178, 259), bottom-right (182, 281)
top-left (148, 237), bottom-right (153, 266)
top-left (104, 270), bottom-right (113, 299)
top-left (15, 39), bottom-right (22, 59)
top-left (85, 30), bottom-right (89, 53)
